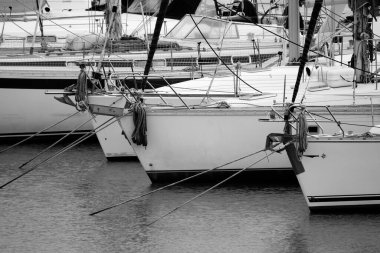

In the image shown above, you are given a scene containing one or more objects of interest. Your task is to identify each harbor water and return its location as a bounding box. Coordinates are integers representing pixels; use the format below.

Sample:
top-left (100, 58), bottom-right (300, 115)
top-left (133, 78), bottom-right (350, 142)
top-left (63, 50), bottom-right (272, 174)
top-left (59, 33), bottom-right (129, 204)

top-left (1, 139), bottom-right (380, 253)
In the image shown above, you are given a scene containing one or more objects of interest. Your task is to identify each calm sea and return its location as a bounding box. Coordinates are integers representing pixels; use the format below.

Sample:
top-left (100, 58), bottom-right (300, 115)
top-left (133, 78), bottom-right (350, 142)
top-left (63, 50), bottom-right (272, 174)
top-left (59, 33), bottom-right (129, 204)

top-left (1, 139), bottom-right (380, 253)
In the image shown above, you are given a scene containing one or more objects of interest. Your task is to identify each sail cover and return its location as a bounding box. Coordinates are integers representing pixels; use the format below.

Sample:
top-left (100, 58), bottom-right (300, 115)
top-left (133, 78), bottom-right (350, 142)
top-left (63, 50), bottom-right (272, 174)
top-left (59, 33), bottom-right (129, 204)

top-left (105, 0), bottom-right (122, 40)
top-left (1, 0), bottom-right (48, 13)
top-left (165, 0), bottom-right (202, 19)
top-left (128, 0), bottom-right (203, 19)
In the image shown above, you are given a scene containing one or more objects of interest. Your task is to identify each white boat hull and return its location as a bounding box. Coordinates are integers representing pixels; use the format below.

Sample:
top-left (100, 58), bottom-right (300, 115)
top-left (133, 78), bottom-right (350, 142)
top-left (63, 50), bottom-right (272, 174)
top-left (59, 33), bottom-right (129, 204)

top-left (121, 108), bottom-right (291, 180)
top-left (91, 114), bottom-right (136, 159)
top-left (89, 63), bottom-right (380, 160)
top-left (0, 88), bottom-right (92, 137)
top-left (113, 105), bottom-right (378, 182)
top-left (290, 137), bottom-right (380, 210)
top-left (89, 93), bottom-right (245, 159)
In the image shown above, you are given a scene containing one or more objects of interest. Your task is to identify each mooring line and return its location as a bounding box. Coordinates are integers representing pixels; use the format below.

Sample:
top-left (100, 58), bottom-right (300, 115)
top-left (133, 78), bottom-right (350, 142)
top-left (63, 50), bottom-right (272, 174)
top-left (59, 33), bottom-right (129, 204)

top-left (18, 115), bottom-right (96, 169)
top-left (0, 111), bottom-right (81, 154)
top-left (146, 147), bottom-right (288, 226)
top-left (89, 149), bottom-right (266, 216)
top-left (0, 116), bottom-right (121, 190)
top-left (18, 93), bottom-right (129, 169)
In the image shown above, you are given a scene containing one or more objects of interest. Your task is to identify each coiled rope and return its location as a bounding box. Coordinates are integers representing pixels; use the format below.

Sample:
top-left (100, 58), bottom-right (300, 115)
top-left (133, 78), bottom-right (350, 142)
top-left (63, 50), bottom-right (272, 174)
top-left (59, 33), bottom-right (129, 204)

top-left (296, 109), bottom-right (308, 153)
top-left (131, 102), bottom-right (147, 147)
top-left (75, 68), bottom-right (88, 111)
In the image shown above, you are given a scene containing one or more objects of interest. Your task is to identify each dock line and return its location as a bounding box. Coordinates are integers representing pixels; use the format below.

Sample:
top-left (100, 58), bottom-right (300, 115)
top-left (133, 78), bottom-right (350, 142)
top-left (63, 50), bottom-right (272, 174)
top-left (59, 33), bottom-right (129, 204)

top-left (146, 147), bottom-right (287, 226)
top-left (19, 115), bottom-right (96, 169)
top-left (0, 111), bottom-right (81, 154)
top-left (0, 115), bottom-right (121, 190)
top-left (89, 148), bottom-right (267, 216)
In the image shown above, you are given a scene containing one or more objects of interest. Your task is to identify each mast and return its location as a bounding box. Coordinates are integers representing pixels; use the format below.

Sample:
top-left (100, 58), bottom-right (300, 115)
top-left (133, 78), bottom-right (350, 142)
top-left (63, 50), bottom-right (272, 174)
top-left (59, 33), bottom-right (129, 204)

top-left (292, 0), bottom-right (323, 103)
top-left (349, 0), bottom-right (371, 83)
top-left (105, 0), bottom-right (122, 40)
top-left (288, 0), bottom-right (300, 63)
top-left (36, 0), bottom-right (46, 51)
top-left (30, 0), bottom-right (44, 54)
top-left (97, 2), bottom-right (119, 73)
top-left (141, 0), bottom-right (169, 90)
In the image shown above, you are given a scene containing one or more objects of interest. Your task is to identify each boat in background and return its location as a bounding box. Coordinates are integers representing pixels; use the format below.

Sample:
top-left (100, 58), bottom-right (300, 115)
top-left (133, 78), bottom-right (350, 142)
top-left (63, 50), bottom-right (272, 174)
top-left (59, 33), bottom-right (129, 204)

top-left (1, 10), bottom-right (285, 138)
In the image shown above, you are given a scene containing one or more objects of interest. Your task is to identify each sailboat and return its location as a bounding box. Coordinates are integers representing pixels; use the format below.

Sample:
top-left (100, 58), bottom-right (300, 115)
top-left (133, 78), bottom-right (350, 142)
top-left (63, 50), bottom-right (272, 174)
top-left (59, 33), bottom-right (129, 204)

top-left (86, 0), bottom-right (380, 182)
top-left (0, 0), bottom-right (94, 138)
top-left (270, 0), bottom-right (380, 211)
top-left (280, 107), bottom-right (380, 210)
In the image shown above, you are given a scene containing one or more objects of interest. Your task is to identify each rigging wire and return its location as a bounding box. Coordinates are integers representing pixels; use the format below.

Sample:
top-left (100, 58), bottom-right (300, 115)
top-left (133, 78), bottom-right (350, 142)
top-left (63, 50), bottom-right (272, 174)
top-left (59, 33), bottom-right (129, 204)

top-left (89, 149), bottom-right (266, 216)
top-left (201, 18), bottom-right (231, 104)
top-left (322, 5), bottom-right (346, 21)
top-left (307, 109), bottom-right (380, 129)
top-left (0, 11), bottom-right (34, 36)
top-left (189, 14), bottom-right (262, 94)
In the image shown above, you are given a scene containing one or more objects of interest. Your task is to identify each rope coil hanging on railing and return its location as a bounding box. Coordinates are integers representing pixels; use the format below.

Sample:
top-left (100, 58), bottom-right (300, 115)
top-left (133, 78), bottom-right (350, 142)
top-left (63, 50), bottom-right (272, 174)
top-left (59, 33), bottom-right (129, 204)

top-left (296, 109), bottom-right (308, 154)
top-left (131, 101), bottom-right (147, 147)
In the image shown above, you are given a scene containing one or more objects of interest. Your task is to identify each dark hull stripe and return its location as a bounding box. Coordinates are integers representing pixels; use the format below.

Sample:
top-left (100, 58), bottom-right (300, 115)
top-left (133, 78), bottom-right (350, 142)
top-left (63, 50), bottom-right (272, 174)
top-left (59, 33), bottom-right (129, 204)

top-left (309, 204), bottom-right (380, 212)
top-left (0, 53), bottom-right (276, 67)
top-left (0, 77), bottom-right (193, 89)
top-left (308, 194), bottom-right (380, 203)
top-left (0, 61), bottom-right (67, 67)
top-left (146, 169), bottom-right (296, 183)
top-left (308, 140), bottom-right (380, 143)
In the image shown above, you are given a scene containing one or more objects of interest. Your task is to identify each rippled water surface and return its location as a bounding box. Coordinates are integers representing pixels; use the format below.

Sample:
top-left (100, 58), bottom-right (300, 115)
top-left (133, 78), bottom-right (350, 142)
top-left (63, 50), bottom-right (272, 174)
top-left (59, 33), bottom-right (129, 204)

top-left (1, 140), bottom-right (380, 253)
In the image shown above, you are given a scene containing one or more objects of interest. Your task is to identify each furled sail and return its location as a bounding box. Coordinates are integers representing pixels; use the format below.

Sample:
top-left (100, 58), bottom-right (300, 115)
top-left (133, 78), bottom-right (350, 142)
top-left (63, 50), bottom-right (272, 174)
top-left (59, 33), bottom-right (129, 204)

top-left (349, 0), bottom-right (380, 82)
top-left (165, 0), bottom-right (202, 19)
top-left (105, 0), bottom-right (122, 40)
